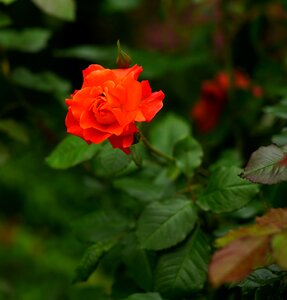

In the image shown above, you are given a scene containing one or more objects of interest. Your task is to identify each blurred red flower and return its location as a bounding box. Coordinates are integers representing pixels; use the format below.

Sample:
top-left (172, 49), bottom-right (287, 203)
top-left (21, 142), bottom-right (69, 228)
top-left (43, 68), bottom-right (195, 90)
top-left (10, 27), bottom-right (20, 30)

top-left (191, 71), bottom-right (263, 133)
top-left (65, 64), bottom-right (165, 153)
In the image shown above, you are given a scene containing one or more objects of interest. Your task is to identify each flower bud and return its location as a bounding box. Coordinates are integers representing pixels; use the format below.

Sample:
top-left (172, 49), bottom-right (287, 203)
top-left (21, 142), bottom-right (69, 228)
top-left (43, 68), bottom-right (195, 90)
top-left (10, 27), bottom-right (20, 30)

top-left (116, 40), bottom-right (132, 68)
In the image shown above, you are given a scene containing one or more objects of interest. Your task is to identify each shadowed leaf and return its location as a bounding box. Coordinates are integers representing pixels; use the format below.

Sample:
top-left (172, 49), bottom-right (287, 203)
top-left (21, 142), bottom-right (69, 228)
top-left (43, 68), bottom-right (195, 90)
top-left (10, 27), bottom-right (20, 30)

top-left (113, 178), bottom-right (164, 202)
top-left (122, 234), bottom-right (154, 291)
top-left (0, 119), bottom-right (29, 143)
top-left (264, 99), bottom-right (287, 119)
top-left (72, 209), bottom-right (131, 243)
top-left (155, 229), bottom-right (210, 298)
top-left (12, 67), bottom-right (71, 103)
top-left (174, 136), bottom-right (203, 177)
top-left (238, 265), bottom-right (285, 289)
top-left (73, 240), bottom-right (115, 283)
top-left (150, 114), bottom-right (190, 156)
top-left (92, 144), bottom-right (132, 178)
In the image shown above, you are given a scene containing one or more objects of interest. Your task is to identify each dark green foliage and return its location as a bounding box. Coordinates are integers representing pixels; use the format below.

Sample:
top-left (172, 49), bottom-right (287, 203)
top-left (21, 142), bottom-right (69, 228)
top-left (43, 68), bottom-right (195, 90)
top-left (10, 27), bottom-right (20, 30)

top-left (1, 0), bottom-right (287, 299)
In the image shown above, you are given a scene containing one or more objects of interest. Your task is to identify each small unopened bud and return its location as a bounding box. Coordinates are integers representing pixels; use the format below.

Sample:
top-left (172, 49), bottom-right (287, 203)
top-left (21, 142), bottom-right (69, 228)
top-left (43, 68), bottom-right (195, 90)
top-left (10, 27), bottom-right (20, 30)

top-left (116, 40), bottom-right (132, 68)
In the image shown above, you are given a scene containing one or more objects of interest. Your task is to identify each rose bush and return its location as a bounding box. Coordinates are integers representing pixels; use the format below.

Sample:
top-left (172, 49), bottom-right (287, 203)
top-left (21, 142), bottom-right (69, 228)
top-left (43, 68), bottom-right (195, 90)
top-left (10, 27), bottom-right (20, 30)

top-left (65, 64), bottom-right (165, 153)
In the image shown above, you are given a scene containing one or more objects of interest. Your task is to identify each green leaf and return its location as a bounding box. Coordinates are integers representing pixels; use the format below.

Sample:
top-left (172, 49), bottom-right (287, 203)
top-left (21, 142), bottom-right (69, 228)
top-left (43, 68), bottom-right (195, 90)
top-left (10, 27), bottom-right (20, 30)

top-left (272, 128), bottom-right (287, 146)
top-left (122, 234), bottom-right (154, 291)
top-left (174, 136), bottom-right (203, 177)
top-left (272, 230), bottom-right (287, 270)
top-left (155, 229), bottom-right (210, 298)
top-left (46, 135), bottom-right (101, 169)
top-left (238, 265), bottom-right (286, 289)
top-left (11, 67), bottom-right (71, 103)
top-left (242, 144), bottom-right (287, 184)
top-left (150, 114), bottom-right (190, 156)
top-left (73, 209), bottom-right (130, 243)
top-left (113, 178), bottom-right (164, 202)
top-left (124, 293), bottom-right (162, 300)
top-left (264, 99), bottom-right (287, 119)
top-left (55, 45), bottom-right (116, 62)
top-left (137, 197), bottom-right (197, 250)
top-left (31, 0), bottom-right (76, 21)
top-left (0, 119), bottom-right (29, 143)
top-left (92, 143), bottom-right (132, 178)
top-left (0, 28), bottom-right (51, 52)
top-left (197, 166), bottom-right (259, 213)
top-left (73, 240), bottom-right (115, 283)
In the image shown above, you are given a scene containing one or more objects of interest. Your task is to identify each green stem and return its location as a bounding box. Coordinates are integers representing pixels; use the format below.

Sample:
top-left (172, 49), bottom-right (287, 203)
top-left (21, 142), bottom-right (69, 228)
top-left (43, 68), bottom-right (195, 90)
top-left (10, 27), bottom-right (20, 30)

top-left (139, 132), bottom-right (175, 163)
top-left (176, 183), bottom-right (201, 195)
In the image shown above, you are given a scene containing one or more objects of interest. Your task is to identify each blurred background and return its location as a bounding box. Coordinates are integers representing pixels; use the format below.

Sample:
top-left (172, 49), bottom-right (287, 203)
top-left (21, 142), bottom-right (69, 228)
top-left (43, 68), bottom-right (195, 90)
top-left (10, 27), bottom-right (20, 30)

top-left (1, 0), bottom-right (287, 299)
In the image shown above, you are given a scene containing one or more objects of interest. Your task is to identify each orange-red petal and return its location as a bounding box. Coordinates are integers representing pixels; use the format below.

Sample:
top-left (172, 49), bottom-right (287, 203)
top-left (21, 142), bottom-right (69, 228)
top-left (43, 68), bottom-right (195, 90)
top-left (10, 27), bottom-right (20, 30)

top-left (83, 127), bottom-right (111, 144)
top-left (138, 90), bottom-right (165, 122)
top-left (112, 64), bottom-right (143, 80)
top-left (65, 109), bottom-right (83, 137)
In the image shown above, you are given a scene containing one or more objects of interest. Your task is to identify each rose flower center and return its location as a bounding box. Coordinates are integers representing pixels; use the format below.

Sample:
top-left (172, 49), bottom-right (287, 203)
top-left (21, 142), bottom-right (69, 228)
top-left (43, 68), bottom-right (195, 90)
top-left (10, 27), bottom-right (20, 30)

top-left (92, 95), bottom-right (117, 125)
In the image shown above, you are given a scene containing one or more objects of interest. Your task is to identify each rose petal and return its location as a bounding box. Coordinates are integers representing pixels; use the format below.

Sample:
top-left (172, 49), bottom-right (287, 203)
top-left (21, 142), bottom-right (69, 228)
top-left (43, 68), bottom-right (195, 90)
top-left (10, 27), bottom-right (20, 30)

top-left (65, 109), bottom-right (83, 137)
top-left (83, 127), bottom-right (111, 144)
top-left (141, 80), bottom-right (152, 99)
top-left (137, 90), bottom-right (164, 122)
top-left (125, 78), bottom-right (142, 111)
top-left (83, 69), bottom-right (117, 88)
top-left (82, 64), bottom-right (104, 78)
top-left (112, 64), bottom-right (143, 80)
top-left (108, 123), bottom-right (138, 153)
top-left (112, 108), bottom-right (137, 127)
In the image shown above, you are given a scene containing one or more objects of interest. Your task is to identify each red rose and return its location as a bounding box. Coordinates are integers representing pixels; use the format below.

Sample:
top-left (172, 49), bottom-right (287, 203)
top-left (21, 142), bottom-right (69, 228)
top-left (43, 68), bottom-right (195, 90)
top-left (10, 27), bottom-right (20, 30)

top-left (65, 64), bottom-right (165, 154)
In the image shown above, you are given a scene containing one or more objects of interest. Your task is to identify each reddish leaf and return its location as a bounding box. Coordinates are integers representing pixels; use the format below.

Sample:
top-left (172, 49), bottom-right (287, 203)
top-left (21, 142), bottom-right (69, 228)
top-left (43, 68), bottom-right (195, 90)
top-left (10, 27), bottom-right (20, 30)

top-left (279, 155), bottom-right (287, 166)
top-left (209, 236), bottom-right (270, 287)
top-left (256, 208), bottom-right (287, 229)
top-left (215, 224), bottom-right (278, 248)
top-left (242, 144), bottom-right (287, 184)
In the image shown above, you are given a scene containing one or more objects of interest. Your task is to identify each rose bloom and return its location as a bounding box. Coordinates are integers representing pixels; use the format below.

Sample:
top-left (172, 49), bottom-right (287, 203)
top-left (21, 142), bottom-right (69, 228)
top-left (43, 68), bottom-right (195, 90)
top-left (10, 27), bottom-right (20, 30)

top-left (191, 71), bottom-right (263, 133)
top-left (65, 64), bottom-right (165, 154)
